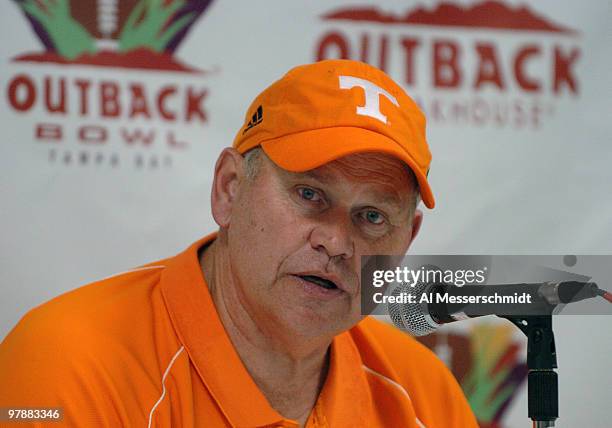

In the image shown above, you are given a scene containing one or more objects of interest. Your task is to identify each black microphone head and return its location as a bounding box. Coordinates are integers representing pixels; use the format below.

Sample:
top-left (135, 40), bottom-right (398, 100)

top-left (387, 282), bottom-right (440, 336)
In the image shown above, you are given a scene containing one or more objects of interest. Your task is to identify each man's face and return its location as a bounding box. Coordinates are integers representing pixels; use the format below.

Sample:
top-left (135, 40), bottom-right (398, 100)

top-left (222, 150), bottom-right (422, 342)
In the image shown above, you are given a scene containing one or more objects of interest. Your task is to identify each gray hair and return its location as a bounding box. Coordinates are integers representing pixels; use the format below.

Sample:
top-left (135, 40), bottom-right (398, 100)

top-left (243, 147), bottom-right (264, 181)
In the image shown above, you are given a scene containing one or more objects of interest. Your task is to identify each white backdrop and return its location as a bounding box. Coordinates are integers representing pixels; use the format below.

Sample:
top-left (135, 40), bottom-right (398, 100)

top-left (1, 1), bottom-right (611, 427)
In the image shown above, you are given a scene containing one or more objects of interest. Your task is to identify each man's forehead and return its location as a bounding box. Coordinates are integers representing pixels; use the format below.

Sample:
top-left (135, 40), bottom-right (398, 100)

top-left (305, 152), bottom-right (412, 183)
top-left (271, 152), bottom-right (414, 206)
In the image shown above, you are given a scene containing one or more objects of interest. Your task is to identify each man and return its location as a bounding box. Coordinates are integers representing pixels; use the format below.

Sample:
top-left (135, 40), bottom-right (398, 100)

top-left (0, 60), bottom-right (478, 427)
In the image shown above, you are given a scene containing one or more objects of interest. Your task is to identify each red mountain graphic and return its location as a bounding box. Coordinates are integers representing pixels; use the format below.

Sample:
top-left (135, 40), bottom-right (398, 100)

top-left (13, 48), bottom-right (202, 74)
top-left (322, 1), bottom-right (576, 34)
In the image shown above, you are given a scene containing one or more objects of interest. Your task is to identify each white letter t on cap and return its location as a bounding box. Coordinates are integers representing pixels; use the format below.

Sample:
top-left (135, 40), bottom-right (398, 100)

top-left (339, 76), bottom-right (399, 124)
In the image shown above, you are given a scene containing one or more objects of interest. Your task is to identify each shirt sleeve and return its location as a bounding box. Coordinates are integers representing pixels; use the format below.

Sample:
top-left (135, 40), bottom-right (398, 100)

top-left (0, 306), bottom-right (125, 428)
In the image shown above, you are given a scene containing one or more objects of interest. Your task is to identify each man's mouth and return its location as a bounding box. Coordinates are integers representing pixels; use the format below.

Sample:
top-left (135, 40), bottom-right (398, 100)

top-left (296, 275), bottom-right (339, 290)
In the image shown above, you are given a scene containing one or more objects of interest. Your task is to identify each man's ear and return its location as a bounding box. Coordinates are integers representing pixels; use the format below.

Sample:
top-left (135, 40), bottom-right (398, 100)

top-left (405, 208), bottom-right (424, 251)
top-left (210, 148), bottom-right (246, 228)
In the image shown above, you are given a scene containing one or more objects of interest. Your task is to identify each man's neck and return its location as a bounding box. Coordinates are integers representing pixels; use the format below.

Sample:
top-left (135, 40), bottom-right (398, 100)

top-left (199, 237), bottom-right (330, 426)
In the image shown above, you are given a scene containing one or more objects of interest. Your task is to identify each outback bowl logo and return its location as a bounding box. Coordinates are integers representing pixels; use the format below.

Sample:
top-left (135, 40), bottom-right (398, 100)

top-left (5, 0), bottom-right (214, 169)
top-left (417, 323), bottom-right (527, 428)
top-left (314, 1), bottom-right (582, 130)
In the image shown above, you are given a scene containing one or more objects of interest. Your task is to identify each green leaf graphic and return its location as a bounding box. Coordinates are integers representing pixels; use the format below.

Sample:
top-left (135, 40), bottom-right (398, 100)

top-left (462, 325), bottom-right (518, 423)
top-left (20, 0), bottom-right (96, 59)
top-left (118, 0), bottom-right (195, 52)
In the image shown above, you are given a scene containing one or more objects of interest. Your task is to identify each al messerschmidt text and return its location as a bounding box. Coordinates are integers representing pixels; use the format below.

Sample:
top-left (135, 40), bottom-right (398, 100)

top-left (373, 291), bottom-right (532, 305)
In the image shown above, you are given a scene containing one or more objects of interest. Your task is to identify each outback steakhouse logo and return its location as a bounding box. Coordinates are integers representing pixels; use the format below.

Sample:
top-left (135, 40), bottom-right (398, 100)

top-left (5, 0), bottom-right (214, 169)
top-left (315, 1), bottom-right (581, 129)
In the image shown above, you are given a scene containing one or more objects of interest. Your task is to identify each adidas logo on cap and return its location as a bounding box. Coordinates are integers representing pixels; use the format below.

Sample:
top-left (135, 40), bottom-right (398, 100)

top-left (243, 105), bottom-right (263, 134)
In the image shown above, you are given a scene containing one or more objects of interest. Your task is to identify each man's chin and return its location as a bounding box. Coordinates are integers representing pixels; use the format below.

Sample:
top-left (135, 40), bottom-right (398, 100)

top-left (263, 277), bottom-right (360, 340)
top-left (273, 303), bottom-right (358, 343)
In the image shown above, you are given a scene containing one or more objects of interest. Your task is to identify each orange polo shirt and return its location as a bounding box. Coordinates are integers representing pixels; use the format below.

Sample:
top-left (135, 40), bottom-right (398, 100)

top-left (0, 235), bottom-right (477, 428)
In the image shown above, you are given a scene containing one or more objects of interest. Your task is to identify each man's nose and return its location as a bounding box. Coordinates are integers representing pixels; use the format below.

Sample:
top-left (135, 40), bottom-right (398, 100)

top-left (308, 211), bottom-right (355, 260)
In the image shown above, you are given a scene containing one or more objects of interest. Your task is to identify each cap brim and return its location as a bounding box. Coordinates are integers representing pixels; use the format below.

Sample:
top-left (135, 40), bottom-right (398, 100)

top-left (259, 127), bottom-right (435, 209)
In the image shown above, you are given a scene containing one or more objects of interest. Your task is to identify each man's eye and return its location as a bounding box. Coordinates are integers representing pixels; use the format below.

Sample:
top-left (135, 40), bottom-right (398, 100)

top-left (362, 210), bottom-right (385, 225)
top-left (297, 187), bottom-right (321, 202)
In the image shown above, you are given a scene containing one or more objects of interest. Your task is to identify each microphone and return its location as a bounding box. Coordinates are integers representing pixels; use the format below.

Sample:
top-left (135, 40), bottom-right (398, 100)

top-left (387, 280), bottom-right (603, 336)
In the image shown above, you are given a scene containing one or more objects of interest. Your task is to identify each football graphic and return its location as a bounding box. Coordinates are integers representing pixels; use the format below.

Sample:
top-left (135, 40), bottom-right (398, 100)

top-left (12, 0), bottom-right (213, 70)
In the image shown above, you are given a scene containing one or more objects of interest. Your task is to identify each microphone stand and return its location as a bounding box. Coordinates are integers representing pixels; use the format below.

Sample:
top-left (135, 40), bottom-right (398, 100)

top-left (502, 314), bottom-right (558, 428)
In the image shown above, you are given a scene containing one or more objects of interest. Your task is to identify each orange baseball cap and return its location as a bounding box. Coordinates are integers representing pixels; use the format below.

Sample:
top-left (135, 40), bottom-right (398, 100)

top-left (232, 59), bottom-right (435, 208)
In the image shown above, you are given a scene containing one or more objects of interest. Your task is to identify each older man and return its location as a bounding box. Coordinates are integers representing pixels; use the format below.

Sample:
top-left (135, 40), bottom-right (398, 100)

top-left (0, 60), bottom-right (477, 427)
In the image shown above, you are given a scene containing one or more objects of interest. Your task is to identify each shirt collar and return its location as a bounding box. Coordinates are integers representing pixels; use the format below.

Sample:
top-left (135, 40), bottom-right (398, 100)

top-left (160, 234), bottom-right (373, 427)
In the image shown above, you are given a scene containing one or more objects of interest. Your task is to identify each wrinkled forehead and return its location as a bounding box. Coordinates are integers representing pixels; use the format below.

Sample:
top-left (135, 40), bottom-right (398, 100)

top-left (268, 151), bottom-right (418, 206)
top-left (314, 152), bottom-right (416, 182)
